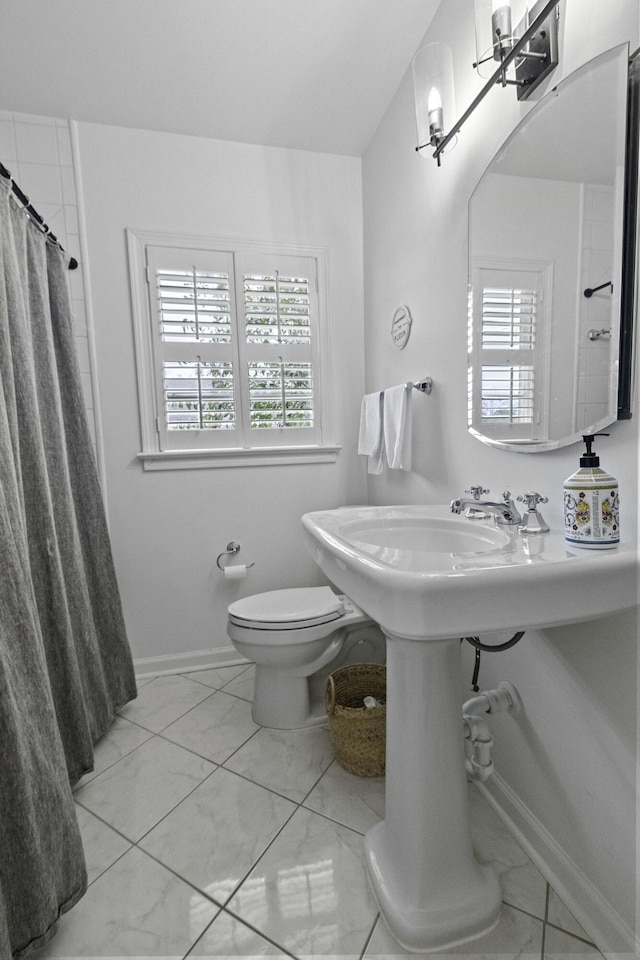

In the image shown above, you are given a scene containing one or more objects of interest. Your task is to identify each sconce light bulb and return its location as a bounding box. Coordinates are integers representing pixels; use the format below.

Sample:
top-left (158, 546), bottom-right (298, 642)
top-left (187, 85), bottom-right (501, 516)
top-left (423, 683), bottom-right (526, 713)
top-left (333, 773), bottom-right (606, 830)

top-left (427, 86), bottom-right (444, 141)
top-left (427, 86), bottom-right (442, 112)
top-left (491, 1), bottom-right (513, 58)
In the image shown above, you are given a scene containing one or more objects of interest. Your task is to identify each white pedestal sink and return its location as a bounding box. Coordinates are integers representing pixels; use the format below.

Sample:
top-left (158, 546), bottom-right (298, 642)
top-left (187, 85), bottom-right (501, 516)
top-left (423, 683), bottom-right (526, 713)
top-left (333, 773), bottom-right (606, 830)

top-left (301, 505), bottom-right (638, 952)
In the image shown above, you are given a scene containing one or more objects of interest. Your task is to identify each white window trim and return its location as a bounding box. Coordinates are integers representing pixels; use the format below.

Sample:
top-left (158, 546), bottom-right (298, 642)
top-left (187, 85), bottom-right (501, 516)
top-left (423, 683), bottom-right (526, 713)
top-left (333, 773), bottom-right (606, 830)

top-left (127, 229), bottom-right (339, 470)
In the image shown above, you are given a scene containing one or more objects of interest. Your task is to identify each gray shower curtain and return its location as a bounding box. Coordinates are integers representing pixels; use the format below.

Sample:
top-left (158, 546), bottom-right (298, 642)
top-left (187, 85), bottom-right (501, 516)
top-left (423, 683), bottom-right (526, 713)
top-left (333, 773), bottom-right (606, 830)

top-left (0, 178), bottom-right (137, 957)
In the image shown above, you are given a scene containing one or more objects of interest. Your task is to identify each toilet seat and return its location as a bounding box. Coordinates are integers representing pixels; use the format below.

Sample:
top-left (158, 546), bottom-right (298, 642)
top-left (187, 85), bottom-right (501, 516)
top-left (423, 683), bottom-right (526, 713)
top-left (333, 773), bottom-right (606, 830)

top-left (228, 586), bottom-right (345, 630)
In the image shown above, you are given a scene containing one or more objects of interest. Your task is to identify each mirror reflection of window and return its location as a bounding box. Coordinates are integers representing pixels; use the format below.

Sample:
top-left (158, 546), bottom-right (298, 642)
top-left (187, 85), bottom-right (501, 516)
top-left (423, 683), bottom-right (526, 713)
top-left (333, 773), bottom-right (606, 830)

top-left (469, 261), bottom-right (551, 441)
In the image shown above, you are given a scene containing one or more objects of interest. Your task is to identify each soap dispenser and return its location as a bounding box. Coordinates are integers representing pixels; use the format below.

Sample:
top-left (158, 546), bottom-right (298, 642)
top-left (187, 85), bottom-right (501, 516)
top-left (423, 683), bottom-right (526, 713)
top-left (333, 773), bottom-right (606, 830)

top-left (564, 434), bottom-right (619, 549)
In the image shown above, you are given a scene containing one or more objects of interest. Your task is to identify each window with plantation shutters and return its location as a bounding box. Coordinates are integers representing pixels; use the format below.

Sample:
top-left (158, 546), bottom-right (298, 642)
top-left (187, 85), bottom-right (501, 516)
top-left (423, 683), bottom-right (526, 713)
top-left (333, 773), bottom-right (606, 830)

top-left (127, 231), bottom-right (336, 469)
top-left (468, 261), bottom-right (551, 441)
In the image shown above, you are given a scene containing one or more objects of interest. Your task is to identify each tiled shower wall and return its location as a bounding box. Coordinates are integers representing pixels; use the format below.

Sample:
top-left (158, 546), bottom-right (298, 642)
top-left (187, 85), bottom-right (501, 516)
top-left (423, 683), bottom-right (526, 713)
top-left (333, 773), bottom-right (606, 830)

top-left (0, 110), bottom-right (97, 453)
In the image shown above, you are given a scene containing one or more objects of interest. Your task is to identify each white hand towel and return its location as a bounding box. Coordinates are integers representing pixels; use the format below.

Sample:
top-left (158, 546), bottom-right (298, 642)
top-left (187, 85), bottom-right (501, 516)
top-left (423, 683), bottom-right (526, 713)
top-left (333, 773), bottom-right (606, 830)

top-left (358, 391), bottom-right (385, 474)
top-left (383, 383), bottom-right (412, 470)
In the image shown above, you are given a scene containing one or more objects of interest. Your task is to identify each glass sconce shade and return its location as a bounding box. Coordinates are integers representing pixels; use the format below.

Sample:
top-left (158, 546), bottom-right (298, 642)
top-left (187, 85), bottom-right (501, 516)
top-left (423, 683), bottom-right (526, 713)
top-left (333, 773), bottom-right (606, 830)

top-left (412, 43), bottom-right (456, 155)
top-left (473, 0), bottom-right (529, 78)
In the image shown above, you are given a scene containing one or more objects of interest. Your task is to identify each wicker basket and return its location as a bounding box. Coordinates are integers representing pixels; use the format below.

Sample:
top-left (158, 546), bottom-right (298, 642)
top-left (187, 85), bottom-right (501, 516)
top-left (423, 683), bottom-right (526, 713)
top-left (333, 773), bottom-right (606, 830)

top-left (325, 663), bottom-right (386, 777)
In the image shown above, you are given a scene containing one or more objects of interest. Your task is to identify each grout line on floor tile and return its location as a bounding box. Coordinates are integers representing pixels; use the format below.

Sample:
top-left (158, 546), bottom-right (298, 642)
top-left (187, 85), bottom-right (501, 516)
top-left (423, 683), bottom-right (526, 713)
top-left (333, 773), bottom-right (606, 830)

top-left (115, 758), bottom-right (304, 915)
top-left (214, 798), bottom-right (301, 910)
top-left (72, 729), bottom-right (155, 791)
top-left (156, 726), bottom-right (233, 765)
top-left (219, 663), bottom-right (254, 680)
top-left (185, 663), bottom-right (253, 692)
top-left (77, 747), bottom-right (219, 848)
top-left (359, 912), bottom-right (381, 959)
top-left (78, 730), bottom-right (216, 794)
top-left (121, 675), bottom-right (223, 735)
top-left (218, 689), bottom-right (253, 704)
top-left (501, 896), bottom-right (548, 925)
top-left (112, 709), bottom-right (165, 736)
top-left (213, 905), bottom-right (299, 959)
top-left (218, 665), bottom-right (255, 699)
top-left (298, 798), bottom-right (377, 839)
top-left (133, 675), bottom-right (156, 688)
top-left (131, 838), bottom-right (226, 911)
top-left (540, 882), bottom-right (550, 959)
top-left (212, 721), bottom-right (261, 762)
top-left (132, 762), bottom-right (220, 845)
top-left (298, 747), bottom-right (336, 800)
top-left (217, 759), bottom-right (302, 805)
top-left (184, 675), bottom-right (225, 691)
top-left (217, 682), bottom-right (255, 704)
top-left (74, 797), bottom-right (134, 843)
top-left (84, 840), bottom-right (133, 889)
top-left (544, 921), bottom-right (598, 948)
top-left (150, 687), bottom-right (219, 733)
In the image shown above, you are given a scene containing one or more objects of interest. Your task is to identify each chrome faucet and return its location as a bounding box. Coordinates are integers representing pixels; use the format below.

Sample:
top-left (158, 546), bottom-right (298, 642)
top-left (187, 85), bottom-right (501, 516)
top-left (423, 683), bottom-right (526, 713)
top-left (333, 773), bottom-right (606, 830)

top-left (450, 488), bottom-right (522, 526)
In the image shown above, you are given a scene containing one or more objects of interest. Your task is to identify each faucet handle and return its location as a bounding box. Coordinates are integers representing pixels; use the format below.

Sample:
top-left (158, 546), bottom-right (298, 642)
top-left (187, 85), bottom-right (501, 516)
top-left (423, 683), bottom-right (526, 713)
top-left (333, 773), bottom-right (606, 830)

top-left (517, 491), bottom-right (549, 510)
top-left (517, 492), bottom-right (550, 533)
top-left (465, 485), bottom-right (490, 500)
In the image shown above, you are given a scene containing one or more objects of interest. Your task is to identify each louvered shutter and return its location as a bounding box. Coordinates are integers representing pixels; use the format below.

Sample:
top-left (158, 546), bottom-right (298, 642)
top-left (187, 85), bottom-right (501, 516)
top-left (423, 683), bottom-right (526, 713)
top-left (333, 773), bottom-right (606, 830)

top-left (146, 246), bottom-right (240, 450)
top-left (235, 252), bottom-right (320, 446)
top-left (480, 285), bottom-right (537, 424)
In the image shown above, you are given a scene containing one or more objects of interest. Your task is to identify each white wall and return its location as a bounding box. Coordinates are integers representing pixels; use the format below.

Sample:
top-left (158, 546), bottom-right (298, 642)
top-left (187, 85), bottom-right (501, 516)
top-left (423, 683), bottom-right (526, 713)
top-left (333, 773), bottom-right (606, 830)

top-left (362, 0), bottom-right (639, 952)
top-left (74, 123), bottom-right (367, 672)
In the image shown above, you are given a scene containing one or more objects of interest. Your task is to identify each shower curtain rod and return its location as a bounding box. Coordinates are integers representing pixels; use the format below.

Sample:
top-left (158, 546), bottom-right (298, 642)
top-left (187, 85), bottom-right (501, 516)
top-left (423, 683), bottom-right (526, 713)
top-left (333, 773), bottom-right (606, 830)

top-left (0, 161), bottom-right (78, 270)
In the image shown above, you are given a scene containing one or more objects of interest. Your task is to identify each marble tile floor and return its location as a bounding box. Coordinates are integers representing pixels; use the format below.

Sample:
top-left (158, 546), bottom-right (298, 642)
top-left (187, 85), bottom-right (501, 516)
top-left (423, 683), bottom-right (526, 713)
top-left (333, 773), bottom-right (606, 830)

top-left (33, 665), bottom-right (605, 960)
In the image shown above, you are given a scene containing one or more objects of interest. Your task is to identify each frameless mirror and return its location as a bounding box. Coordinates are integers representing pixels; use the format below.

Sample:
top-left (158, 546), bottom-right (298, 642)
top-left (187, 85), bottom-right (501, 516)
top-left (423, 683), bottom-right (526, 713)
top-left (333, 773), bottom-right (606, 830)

top-left (468, 45), bottom-right (637, 452)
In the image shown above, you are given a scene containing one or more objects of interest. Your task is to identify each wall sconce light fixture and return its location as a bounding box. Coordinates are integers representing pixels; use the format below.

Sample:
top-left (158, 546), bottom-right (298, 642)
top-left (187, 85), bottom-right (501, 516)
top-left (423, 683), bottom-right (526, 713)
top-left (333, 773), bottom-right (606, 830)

top-left (473, 0), bottom-right (523, 77)
top-left (412, 42), bottom-right (457, 165)
top-left (414, 0), bottom-right (559, 165)
top-left (473, 0), bottom-right (558, 94)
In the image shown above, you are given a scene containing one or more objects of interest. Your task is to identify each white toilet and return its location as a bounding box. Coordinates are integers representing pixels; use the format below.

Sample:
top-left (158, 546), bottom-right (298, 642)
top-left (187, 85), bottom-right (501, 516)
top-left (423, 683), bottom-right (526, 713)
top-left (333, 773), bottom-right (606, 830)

top-left (227, 586), bottom-right (386, 729)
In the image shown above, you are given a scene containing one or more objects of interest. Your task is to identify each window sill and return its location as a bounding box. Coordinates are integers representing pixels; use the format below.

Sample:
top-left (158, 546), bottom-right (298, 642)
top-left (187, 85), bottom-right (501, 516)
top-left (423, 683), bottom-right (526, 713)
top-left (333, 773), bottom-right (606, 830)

top-left (137, 444), bottom-right (341, 471)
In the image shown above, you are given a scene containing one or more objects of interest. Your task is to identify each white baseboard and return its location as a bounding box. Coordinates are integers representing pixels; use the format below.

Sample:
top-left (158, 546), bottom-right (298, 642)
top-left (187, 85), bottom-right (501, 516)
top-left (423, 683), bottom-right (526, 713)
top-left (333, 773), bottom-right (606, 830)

top-left (134, 645), bottom-right (250, 679)
top-left (477, 774), bottom-right (638, 959)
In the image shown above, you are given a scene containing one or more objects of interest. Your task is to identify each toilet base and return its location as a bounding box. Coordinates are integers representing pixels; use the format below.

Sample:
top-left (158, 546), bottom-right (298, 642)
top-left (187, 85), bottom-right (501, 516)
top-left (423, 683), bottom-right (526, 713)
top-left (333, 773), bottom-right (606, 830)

top-left (252, 666), bottom-right (327, 729)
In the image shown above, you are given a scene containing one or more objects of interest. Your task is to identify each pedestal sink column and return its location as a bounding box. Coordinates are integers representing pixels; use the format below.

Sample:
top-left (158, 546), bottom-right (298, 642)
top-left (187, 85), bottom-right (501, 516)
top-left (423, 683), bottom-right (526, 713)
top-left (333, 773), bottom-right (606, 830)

top-left (364, 633), bottom-right (502, 952)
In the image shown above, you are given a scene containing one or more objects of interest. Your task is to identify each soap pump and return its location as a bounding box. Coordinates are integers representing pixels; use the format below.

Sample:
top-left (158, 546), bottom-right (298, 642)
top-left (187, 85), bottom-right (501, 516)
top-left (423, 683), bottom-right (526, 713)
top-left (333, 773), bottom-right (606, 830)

top-left (564, 434), bottom-right (619, 549)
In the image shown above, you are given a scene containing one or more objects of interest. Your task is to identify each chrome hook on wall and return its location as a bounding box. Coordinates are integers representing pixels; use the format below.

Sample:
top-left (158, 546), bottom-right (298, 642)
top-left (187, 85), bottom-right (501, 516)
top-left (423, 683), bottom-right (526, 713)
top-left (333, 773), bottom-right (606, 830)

top-left (216, 541), bottom-right (255, 571)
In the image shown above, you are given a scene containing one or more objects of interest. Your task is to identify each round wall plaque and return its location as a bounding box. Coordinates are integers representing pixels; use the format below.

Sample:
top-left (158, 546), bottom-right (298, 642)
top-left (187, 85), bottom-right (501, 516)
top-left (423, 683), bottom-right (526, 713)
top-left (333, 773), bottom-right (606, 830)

top-left (391, 305), bottom-right (412, 349)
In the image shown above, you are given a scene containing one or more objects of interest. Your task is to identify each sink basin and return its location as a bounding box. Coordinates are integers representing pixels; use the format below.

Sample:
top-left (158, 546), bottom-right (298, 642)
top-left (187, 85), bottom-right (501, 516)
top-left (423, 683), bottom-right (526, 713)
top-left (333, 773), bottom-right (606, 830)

top-left (302, 504), bottom-right (638, 640)
top-left (301, 504), bottom-right (638, 952)
top-left (337, 514), bottom-right (510, 562)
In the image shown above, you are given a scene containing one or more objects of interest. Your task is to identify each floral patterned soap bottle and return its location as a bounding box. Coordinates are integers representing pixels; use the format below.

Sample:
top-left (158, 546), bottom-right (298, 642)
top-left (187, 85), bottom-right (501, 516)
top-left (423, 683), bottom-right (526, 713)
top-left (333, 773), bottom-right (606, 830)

top-left (564, 434), bottom-right (619, 549)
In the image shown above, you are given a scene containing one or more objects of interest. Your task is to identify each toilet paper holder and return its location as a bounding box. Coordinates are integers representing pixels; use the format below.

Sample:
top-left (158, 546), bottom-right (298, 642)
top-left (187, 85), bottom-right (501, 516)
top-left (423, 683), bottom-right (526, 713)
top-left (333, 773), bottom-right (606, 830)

top-left (216, 541), bottom-right (255, 571)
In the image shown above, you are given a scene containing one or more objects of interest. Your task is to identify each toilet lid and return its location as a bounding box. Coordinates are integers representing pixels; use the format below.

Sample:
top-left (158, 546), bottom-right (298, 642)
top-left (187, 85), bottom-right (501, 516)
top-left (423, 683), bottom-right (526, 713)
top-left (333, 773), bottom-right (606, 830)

top-left (228, 587), bottom-right (345, 629)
